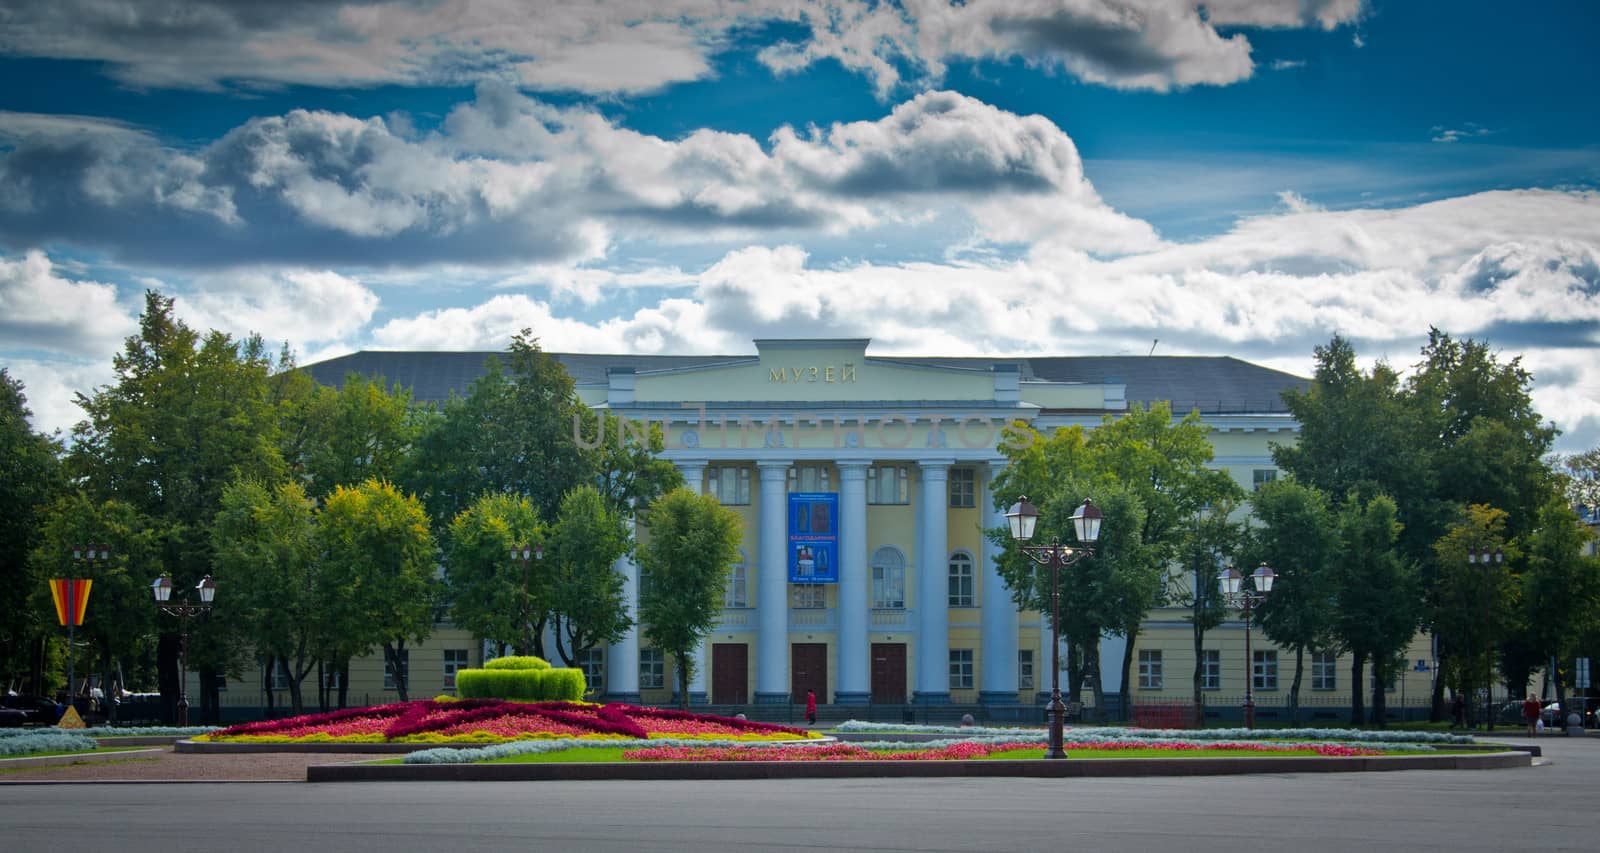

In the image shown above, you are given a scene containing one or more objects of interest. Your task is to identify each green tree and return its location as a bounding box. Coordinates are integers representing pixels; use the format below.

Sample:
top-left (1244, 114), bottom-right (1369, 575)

top-left (300, 374), bottom-right (420, 498)
top-left (317, 481), bottom-right (437, 701)
top-left (547, 485), bottom-right (632, 666)
top-left (0, 370), bottom-right (65, 693)
top-left (1515, 495), bottom-right (1599, 707)
top-left (637, 488), bottom-right (743, 709)
top-left (1247, 479), bottom-right (1340, 724)
top-left (69, 292), bottom-right (285, 723)
top-left (1171, 502), bottom-right (1245, 726)
top-left (1329, 494), bottom-right (1422, 727)
top-left (444, 493), bottom-right (545, 656)
top-left (1087, 402), bottom-right (1242, 719)
top-left (1430, 505), bottom-right (1516, 726)
top-left (1558, 447), bottom-right (1600, 514)
top-left (211, 479), bottom-right (325, 714)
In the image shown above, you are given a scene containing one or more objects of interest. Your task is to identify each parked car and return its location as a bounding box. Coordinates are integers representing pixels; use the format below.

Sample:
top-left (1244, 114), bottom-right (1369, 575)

top-left (0, 694), bottom-right (62, 726)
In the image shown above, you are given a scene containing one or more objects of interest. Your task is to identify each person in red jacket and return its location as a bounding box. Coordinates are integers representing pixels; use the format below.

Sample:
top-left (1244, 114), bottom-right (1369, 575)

top-left (1523, 694), bottom-right (1542, 736)
top-left (806, 690), bottom-right (817, 726)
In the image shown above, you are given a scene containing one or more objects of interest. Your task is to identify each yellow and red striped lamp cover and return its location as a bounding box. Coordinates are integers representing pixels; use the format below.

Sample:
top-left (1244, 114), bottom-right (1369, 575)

top-left (49, 578), bottom-right (92, 627)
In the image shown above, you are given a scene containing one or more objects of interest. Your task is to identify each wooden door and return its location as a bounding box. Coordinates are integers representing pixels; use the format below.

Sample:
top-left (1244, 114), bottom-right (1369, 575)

top-left (711, 643), bottom-right (748, 705)
top-left (791, 643), bottom-right (827, 705)
top-left (871, 643), bottom-right (906, 704)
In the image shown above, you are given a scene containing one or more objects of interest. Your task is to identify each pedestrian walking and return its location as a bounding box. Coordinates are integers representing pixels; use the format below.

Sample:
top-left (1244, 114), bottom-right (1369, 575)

top-left (805, 689), bottom-right (817, 726)
top-left (1523, 694), bottom-right (1541, 736)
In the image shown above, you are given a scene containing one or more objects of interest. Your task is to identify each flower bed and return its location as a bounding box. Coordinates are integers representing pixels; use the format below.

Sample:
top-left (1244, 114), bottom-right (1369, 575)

top-left (199, 700), bottom-right (815, 744)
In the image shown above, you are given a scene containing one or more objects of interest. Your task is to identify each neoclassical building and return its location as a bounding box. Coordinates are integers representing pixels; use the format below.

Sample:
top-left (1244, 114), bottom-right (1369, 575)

top-left (275, 337), bottom-right (1360, 718)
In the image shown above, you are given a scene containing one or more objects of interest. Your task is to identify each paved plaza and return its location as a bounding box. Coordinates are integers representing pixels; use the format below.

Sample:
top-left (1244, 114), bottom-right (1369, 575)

top-left (2, 733), bottom-right (1597, 852)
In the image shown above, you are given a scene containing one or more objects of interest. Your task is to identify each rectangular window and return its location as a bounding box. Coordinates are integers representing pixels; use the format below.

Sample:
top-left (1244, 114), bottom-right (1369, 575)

top-left (948, 468), bottom-right (976, 508)
top-left (639, 649), bottom-right (665, 689)
top-left (323, 669), bottom-right (342, 690)
top-left (267, 659), bottom-right (290, 692)
top-left (1253, 650), bottom-right (1278, 691)
top-left (579, 648), bottom-right (605, 693)
top-left (1201, 649), bottom-right (1220, 690)
top-left (1369, 668), bottom-right (1397, 692)
top-left (872, 565), bottom-right (905, 609)
top-left (787, 465), bottom-right (831, 493)
top-left (866, 465), bottom-right (910, 505)
top-left (1138, 649), bottom-right (1164, 690)
top-left (383, 650), bottom-right (410, 691)
top-left (707, 466), bottom-right (751, 505)
top-left (947, 554), bottom-right (975, 607)
top-left (1019, 650), bottom-right (1035, 691)
top-left (724, 560), bottom-right (748, 608)
top-left (1252, 469), bottom-right (1278, 491)
top-left (443, 649), bottom-right (469, 690)
top-left (949, 649), bottom-right (974, 690)
top-left (791, 583), bottom-right (826, 609)
top-left (1311, 651), bottom-right (1337, 691)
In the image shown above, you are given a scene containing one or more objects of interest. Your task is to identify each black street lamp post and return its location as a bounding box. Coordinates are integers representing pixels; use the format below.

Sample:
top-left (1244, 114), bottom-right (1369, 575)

top-left (151, 575), bottom-right (216, 726)
top-left (1005, 496), bottom-right (1103, 760)
top-left (66, 544), bottom-right (109, 710)
top-left (1468, 547), bottom-right (1503, 732)
top-left (1219, 564), bottom-right (1274, 730)
top-left (510, 543), bottom-right (544, 654)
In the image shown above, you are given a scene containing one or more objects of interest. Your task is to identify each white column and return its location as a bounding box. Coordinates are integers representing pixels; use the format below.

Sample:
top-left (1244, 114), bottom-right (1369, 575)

top-left (835, 462), bottom-right (870, 704)
top-left (979, 464), bottom-right (1020, 704)
top-left (677, 460), bottom-right (709, 703)
top-left (755, 461), bottom-right (792, 702)
top-left (915, 460), bottom-right (952, 702)
top-left (606, 514), bottom-right (641, 703)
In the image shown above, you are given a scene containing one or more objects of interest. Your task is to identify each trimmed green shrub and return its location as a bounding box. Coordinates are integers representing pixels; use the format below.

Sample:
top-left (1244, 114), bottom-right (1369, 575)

top-left (483, 655), bottom-right (550, 670)
top-left (455, 662), bottom-right (586, 702)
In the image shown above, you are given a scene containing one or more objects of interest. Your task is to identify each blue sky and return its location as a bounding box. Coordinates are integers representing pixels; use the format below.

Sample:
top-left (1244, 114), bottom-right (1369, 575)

top-left (1, 0), bottom-right (1597, 454)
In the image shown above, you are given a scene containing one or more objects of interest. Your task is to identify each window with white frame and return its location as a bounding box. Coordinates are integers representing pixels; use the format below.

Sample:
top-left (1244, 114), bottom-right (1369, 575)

top-left (639, 649), bottom-right (665, 689)
top-left (267, 659), bottom-right (290, 691)
top-left (1019, 650), bottom-right (1035, 691)
top-left (1252, 469), bottom-right (1278, 491)
top-left (383, 650), bottom-right (409, 691)
top-left (867, 465), bottom-right (910, 504)
top-left (443, 649), bottom-right (469, 690)
top-left (948, 468), bottom-right (976, 508)
top-left (1139, 650), bottom-right (1164, 689)
top-left (323, 668), bottom-right (342, 690)
top-left (791, 583), bottom-right (826, 609)
top-left (948, 551), bottom-right (975, 607)
top-left (949, 649), bottom-right (975, 690)
top-left (788, 465), bottom-right (831, 493)
top-left (871, 547), bottom-right (906, 608)
top-left (1311, 651), bottom-right (1338, 691)
top-left (1369, 667), bottom-right (1397, 692)
top-left (724, 552), bottom-right (748, 608)
top-left (1201, 649), bottom-right (1221, 690)
top-left (707, 466), bottom-right (751, 505)
top-left (579, 648), bottom-right (605, 693)
top-left (1253, 650), bottom-right (1279, 691)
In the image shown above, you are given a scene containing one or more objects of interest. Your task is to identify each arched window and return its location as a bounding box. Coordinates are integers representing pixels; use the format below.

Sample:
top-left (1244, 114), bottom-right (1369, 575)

top-left (871, 546), bottom-right (906, 609)
top-left (947, 551), bottom-right (975, 607)
top-left (724, 551), bottom-right (748, 608)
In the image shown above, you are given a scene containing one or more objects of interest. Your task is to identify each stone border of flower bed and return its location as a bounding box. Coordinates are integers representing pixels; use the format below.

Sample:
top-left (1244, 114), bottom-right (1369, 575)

top-left (304, 749), bottom-right (1531, 782)
top-left (0, 748), bottom-right (164, 769)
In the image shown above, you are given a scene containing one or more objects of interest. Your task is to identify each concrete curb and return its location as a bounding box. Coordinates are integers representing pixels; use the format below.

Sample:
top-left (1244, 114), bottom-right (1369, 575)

top-left (306, 750), bottom-right (1531, 782)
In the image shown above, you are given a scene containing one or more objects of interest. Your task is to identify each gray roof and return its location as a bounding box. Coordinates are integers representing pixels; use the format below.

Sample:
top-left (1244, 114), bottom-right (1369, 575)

top-left (303, 351), bottom-right (1307, 414)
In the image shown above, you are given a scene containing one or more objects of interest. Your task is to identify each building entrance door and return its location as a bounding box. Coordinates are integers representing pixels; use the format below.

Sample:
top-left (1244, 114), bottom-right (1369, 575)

top-left (711, 643), bottom-right (748, 705)
top-left (871, 643), bottom-right (906, 704)
top-left (791, 643), bottom-right (827, 705)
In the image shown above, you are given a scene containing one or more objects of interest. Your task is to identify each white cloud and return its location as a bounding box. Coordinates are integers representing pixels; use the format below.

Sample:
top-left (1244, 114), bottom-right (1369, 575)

top-left (177, 269), bottom-right (381, 350)
top-left (0, 0), bottom-right (1364, 97)
top-left (0, 250), bottom-right (136, 357)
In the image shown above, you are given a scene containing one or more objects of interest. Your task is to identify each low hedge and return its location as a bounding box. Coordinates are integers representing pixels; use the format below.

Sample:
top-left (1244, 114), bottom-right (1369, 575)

top-left (483, 656), bottom-right (551, 671)
top-left (456, 663), bottom-right (585, 701)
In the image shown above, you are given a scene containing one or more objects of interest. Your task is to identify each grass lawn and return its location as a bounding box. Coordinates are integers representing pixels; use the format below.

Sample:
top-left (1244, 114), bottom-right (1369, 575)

top-left (0, 746), bottom-right (158, 761)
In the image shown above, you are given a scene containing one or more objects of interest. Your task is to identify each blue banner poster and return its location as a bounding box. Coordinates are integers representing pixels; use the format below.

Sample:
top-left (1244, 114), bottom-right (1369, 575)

top-left (788, 492), bottom-right (839, 583)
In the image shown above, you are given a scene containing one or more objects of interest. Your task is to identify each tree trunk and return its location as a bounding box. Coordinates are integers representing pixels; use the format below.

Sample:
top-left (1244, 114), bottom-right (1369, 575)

top-left (1288, 646), bottom-right (1305, 726)
top-left (1118, 625), bottom-right (1138, 723)
top-left (1370, 658), bottom-right (1387, 729)
top-left (157, 632), bottom-right (179, 724)
top-left (1192, 610), bottom-right (1208, 727)
top-left (678, 652), bottom-right (691, 711)
top-left (1086, 645), bottom-right (1106, 722)
top-left (337, 660), bottom-right (350, 709)
top-left (199, 663), bottom-right (220, 724)
top-left (262, 656), bottom-right (276, 718)
top-left (1429, 641), bottom-right (1448, 723)
top-left (1350, 652), bottom-right (1367, 727)
top-left (384, 641), bottom-right (410, 702)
